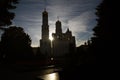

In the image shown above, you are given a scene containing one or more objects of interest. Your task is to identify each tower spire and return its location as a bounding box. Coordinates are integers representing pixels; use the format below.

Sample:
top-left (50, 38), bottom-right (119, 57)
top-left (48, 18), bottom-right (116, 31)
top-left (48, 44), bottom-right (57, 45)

top-left (56, 17), bottom-right (62, 34)
top-left (44, 7), bottom-right (46, 11)
top-left (42, 7), bottom-right (49, 39)
top-left (40, 4), bottom-right (51, 55)
top-left (57, 16), bottom-right (59, 21)
top-left (44, 0), bottom-right (47, 11)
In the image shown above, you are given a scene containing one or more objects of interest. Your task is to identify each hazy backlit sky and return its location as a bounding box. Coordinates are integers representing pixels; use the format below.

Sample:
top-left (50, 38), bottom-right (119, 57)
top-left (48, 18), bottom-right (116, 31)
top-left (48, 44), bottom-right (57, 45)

top-left (12, 0), bottom-right (102, 47)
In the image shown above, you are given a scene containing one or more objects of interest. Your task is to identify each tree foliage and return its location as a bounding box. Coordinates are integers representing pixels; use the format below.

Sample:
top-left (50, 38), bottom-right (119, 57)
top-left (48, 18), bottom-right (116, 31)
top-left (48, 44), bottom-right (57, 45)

top-left (89, 0), bottom-right (115, 64)
top-left (75, 0), bottom-right (115, 64)
top-left (91, 0), bottom-right (114, 50)
top-left (0, 0), bottom-right (18, 27)
top-left (0, 26), bottom-right (33, 63)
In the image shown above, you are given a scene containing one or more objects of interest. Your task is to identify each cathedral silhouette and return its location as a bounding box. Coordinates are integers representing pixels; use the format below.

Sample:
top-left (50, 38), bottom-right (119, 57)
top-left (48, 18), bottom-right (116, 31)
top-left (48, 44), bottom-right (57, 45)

top-left (39, 9), bottom-right (76, 58)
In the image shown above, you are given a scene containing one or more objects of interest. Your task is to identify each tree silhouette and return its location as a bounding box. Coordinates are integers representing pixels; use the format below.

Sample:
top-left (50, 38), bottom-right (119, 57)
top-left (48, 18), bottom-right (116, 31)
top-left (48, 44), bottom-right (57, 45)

top-left (0, 26), bottom-right (33, 63)
top-left (0, 0), bottom-right (18, 28)
top-left (74, 0), bottom-right (115, 64)
top-left (90, 0), bottom-right (115, 63)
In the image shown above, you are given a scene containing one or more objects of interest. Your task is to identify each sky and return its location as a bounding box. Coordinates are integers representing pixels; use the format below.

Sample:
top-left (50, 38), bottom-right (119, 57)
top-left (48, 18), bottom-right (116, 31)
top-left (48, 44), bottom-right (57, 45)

top-left (12, 0), bottom-right (102, 47)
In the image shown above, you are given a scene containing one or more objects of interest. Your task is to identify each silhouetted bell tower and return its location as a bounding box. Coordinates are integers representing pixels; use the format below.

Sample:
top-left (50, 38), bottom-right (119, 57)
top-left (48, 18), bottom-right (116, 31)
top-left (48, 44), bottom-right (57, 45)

top-left (56, 20), bottom-right (62, 35)
top-left (40, 9), bottom-right (51, 56)
top-left (42, 9), bottom-right (49, 40)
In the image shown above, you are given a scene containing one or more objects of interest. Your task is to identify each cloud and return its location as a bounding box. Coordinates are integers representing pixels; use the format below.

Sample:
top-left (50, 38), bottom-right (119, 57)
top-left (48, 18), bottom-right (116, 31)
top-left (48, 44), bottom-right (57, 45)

top-left (68, 10), bottom-right (97, 46)
top-left (26, 26), bottom-right (40, 47)
top-left (68, 10), bottom-right (96, 34)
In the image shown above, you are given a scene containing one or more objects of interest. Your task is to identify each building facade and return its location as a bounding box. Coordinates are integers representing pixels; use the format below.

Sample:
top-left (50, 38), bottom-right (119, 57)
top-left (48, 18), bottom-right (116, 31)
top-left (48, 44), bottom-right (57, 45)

top-left (40, 10), bottom-right (51, 56)
top-left (40, 10), bottom-right (76, 57)
top-left (52, 20), bottom-right (76, 57)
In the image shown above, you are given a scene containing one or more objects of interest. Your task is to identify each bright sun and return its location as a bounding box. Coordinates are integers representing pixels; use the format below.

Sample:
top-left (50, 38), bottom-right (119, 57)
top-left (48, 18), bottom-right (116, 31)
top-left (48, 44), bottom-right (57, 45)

top-left (49, 35), bottom-right (54, 41)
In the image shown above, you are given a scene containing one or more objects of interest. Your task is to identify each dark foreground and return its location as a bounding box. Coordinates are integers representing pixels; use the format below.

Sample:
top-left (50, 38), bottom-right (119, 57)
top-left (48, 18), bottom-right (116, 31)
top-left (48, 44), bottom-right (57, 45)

top-left (0, 63), bottom-right (97, 80)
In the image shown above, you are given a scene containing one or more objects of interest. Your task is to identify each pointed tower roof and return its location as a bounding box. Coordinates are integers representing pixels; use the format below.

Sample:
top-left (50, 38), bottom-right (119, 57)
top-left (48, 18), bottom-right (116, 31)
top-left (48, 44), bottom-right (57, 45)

top-left (67, 28), bottom-right (70, 32)
top-left (56, 16), bottom-right (61, 23)
top-left (56, 20), bottom-right (61, 24)
top-left (43, 8), bottom-right (48, 14)
top-left (66, 28), bottom-right (71, 33)
top-left (55, 16), bottom-right (62, 34)
top-left (66, 28), bottom-right (72, 36)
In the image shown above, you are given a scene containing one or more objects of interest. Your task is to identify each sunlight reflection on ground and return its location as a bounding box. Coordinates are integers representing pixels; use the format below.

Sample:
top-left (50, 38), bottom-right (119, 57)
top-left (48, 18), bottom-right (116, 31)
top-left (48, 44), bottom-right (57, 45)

top-left (38, 72), bottom-right (59, 80)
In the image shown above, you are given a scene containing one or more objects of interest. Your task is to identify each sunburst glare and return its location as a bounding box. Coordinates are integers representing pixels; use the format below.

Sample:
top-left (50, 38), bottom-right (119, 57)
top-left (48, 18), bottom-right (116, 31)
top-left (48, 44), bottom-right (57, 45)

top-left (49, 35), bottom-right (54, 41)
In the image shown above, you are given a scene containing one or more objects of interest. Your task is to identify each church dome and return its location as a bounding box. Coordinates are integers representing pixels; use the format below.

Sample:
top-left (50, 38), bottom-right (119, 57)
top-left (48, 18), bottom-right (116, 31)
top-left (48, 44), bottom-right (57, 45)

top-left (56, 20), bottom-right (61, 23)
top-left (43, 10), bottom-right (48, 14)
